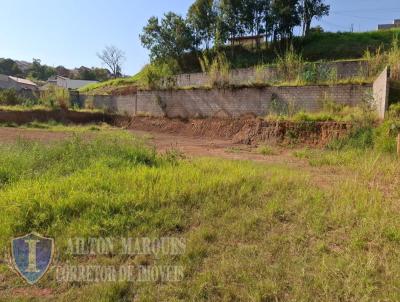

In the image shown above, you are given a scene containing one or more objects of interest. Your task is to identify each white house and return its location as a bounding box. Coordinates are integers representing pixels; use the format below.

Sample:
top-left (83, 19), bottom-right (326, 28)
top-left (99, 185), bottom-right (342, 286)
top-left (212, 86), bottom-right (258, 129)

top-left (0, 74), bottom-right (38, 91)
top-left (47, 76), bottom-right (97, 90)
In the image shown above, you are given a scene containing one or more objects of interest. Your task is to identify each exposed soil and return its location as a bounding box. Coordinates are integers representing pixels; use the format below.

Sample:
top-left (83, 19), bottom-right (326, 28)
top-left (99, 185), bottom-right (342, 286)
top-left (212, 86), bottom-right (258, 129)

top-left (126, 116), bottom-right (352, 147)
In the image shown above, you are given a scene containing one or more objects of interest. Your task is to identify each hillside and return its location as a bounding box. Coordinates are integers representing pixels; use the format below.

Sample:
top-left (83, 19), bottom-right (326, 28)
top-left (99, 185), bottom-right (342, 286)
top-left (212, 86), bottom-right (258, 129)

top-left (80, 29), bottom-right (400, 95)
top-left (190, 29), bottom-right (400, 71)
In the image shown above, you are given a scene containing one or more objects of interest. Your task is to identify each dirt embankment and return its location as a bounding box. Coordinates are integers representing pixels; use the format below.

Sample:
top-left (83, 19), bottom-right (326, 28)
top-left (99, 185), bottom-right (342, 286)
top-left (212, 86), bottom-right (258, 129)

top-left (127, 116), bottom-right (352, 146)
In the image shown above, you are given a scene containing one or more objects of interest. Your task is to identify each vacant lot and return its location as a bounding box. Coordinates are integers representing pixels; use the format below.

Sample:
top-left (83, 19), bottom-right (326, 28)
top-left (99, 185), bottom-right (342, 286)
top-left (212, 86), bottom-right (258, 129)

top-left (0, 125), bottom-right (399, 301)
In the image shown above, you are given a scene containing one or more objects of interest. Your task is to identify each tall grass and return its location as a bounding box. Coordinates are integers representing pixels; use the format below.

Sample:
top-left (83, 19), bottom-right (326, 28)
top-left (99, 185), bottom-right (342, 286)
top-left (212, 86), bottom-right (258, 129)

top-left (275, 45), bottom-right (304, 83)
top-left (0, 131), bottom-right (400, 301)
top-left (199, 53), bottom-right (231, 87)
top-left (39, 85), bottom-right (70, 109)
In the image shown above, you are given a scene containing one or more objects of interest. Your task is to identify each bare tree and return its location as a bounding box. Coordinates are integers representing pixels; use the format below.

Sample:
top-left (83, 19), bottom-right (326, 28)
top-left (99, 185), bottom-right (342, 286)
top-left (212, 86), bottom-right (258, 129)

top-left (97, 46), bottom-right (125, 78)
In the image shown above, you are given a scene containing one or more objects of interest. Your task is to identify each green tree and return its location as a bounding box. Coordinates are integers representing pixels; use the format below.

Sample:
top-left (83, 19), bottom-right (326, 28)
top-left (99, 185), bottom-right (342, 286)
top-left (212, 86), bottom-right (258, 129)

top-left (241, 0), bottom-right (271, 47)
top-left (270, 0), bottom-right (301, 41)
top-left (187, 0), bottom-right (217, 49)
top-left (93, 68), bottom-right (111, 82)
top-left (219, 0), bottom-right (245, 45)
top-left (299, 0), bottom-right (330, 36)
top-left (0, 59), bottom-right (22, 76)
top-left (140, 12), bottom-right (195, 64)
top-left (29, 59), bottom-right (56, 80)
top-left (76, 66), bottom-right (97, 80)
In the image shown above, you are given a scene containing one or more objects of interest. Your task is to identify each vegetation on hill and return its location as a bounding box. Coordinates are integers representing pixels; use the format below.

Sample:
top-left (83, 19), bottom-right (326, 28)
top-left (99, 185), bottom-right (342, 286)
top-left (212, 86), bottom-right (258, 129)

top-left (79, 29), bottom-right (400, 95)
top-left (0, 57), bottom-right (111, 82)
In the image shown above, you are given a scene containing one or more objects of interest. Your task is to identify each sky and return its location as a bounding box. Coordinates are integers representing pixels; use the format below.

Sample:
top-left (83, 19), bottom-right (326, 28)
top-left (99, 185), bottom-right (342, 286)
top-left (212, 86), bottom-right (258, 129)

top-left (0, 0), bottom-right (400, 75)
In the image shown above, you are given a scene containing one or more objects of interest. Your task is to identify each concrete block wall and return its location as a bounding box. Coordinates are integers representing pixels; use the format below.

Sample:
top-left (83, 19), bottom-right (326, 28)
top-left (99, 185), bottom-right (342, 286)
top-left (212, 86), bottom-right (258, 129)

top-left (137, 84), bottom-right (371, 118)
top-left (80, 83), bottom-right (372, 119)
top-left (172, 60), bottom-right (367, 88)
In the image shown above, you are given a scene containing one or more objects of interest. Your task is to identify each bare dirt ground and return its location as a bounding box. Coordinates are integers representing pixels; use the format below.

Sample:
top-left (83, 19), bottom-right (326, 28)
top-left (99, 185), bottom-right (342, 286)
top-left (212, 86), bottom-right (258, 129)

top-left (130, 130), bottom-right (343, 189)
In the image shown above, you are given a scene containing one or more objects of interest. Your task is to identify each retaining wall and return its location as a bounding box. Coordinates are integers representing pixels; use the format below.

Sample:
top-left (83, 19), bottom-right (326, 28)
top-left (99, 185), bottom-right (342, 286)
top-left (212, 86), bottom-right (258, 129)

top-left (171, 60), bottom-right (368, 88)
top-left (80, 83), bottom-right (372, 119)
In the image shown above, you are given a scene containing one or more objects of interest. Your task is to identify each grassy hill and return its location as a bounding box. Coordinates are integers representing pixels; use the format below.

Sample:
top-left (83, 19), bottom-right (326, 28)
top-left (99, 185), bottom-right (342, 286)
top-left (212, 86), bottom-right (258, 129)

top-left (80, 28), bottom-right (400, 94)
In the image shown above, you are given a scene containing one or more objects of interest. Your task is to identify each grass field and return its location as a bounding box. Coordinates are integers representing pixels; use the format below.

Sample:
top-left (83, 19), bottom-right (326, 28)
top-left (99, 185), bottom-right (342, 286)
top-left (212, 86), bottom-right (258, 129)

top-left (0, 126), bottom-right (399, 301)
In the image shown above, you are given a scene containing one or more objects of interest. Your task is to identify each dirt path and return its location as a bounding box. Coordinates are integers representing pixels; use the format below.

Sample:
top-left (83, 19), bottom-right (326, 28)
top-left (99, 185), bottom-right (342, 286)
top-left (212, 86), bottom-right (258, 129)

top-left (130, 130), bottom-right (343, 190)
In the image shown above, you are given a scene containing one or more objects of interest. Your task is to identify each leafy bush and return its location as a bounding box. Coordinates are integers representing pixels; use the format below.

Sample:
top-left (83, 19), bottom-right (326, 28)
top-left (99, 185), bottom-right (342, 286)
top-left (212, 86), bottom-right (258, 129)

top-left (327, 119), bottom-right (400, 153)
top-left (137, 59), bottom-right (180, 89)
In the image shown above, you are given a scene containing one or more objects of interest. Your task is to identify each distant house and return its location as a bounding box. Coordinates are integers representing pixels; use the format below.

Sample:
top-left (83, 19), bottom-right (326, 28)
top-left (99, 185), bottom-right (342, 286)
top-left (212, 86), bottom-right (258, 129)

top-left (229, 35), bottom-right (266, 46)
top-left (46, 76), bottom-right (97, 90)
top-left (378, 19), bottom-right (400, 30)
top-left (0, 74), bottom-right (37, 91)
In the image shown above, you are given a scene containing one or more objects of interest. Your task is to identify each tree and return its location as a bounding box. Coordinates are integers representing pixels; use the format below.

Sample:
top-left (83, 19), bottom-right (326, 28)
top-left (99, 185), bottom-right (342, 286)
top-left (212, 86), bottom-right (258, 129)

top-left (299, 0), bottom-right (329, 36)
top-left (97, 46), bottom-right (125, 78)
top-left (55, 65), bottom-right (71, 78)
top-left (28, 59), bottom-right (56, 80)
top-left (241, 0), bottom-right (271, 47)
top-left (219, 0), bottom-right (246, 45)
top-left (140, 12), bottom-right (195, 64)
top-left (76, 66), bottom-right (97, 80)
top-left (93, 68), bottom-right (111, 82)
top-left (270, 0), bottom-right (301, 41)
top-left (187, 0), bottom-right (217, 49)
top-left (0, 59), bottom-right (22, 76)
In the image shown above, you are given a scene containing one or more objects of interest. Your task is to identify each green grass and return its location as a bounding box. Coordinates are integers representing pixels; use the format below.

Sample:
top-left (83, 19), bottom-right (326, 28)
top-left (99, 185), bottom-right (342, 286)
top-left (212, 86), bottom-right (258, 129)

top-left (179, 29), bottom-right (400, 72)
top-left (78, 77), bottom-right (138, 93)
top-left (0, 120), bottom-right (115, 133)
top-left (257, 145), bottom-right (277, 156)
top-left (0, 130), bottom-right (400, 301)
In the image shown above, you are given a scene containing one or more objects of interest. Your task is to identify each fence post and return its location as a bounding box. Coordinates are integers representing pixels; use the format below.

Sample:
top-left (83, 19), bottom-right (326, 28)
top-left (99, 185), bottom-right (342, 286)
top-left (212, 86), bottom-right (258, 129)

top-left (397, 133), bottom-right (400, 158)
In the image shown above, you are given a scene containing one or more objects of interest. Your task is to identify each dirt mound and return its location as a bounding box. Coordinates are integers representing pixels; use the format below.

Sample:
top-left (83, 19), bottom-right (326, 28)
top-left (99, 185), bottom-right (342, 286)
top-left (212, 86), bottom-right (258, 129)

top-left (127, 116), bottom-right (352, 146)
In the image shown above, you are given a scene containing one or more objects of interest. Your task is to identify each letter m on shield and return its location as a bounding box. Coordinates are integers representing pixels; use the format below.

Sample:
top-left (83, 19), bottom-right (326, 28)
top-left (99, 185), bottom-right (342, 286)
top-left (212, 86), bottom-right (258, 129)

top-left (11, 233), bottom-right (54, 285)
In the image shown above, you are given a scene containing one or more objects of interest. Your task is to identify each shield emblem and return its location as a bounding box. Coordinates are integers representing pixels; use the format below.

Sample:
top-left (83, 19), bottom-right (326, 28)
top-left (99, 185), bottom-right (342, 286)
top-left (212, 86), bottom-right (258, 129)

top-left (11, 233), bottom-right (54, 285)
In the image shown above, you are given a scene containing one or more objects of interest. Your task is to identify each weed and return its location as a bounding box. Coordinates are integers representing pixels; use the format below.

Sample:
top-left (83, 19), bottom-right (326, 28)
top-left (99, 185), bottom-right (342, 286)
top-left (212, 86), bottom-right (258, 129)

top-left (257, 145), bottom-right (277, 156)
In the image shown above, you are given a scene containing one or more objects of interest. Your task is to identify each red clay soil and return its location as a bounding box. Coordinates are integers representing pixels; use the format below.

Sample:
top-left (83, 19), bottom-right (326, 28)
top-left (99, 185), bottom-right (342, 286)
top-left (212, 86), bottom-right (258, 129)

top-left (127, 116), bottom-right (352, 146)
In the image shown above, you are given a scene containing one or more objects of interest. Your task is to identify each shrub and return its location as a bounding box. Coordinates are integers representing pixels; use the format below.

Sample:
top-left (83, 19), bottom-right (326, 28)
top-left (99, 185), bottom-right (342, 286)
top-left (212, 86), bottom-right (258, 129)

top-left (362, 46), bottom-right (387, 78)
top-left (138, 59), bottom-right (180, 89)
top-left (0, 89), bottom-right (24, 106)
top-left (199, 53), bottom-right (231, 87)
top-left (388, 34), bottom-right (400, 80)
top-left (275, 45), bottom-right (304, 83)
top-left (389, 103), bottom-right (400, 118)
top-left (39, 85), bottom-right (70, 109)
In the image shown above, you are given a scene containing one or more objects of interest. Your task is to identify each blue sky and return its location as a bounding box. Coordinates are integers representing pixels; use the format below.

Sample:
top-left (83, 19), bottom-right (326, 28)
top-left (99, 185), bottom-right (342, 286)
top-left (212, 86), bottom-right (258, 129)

top-left (0, 0), bottom-right (400, 75)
